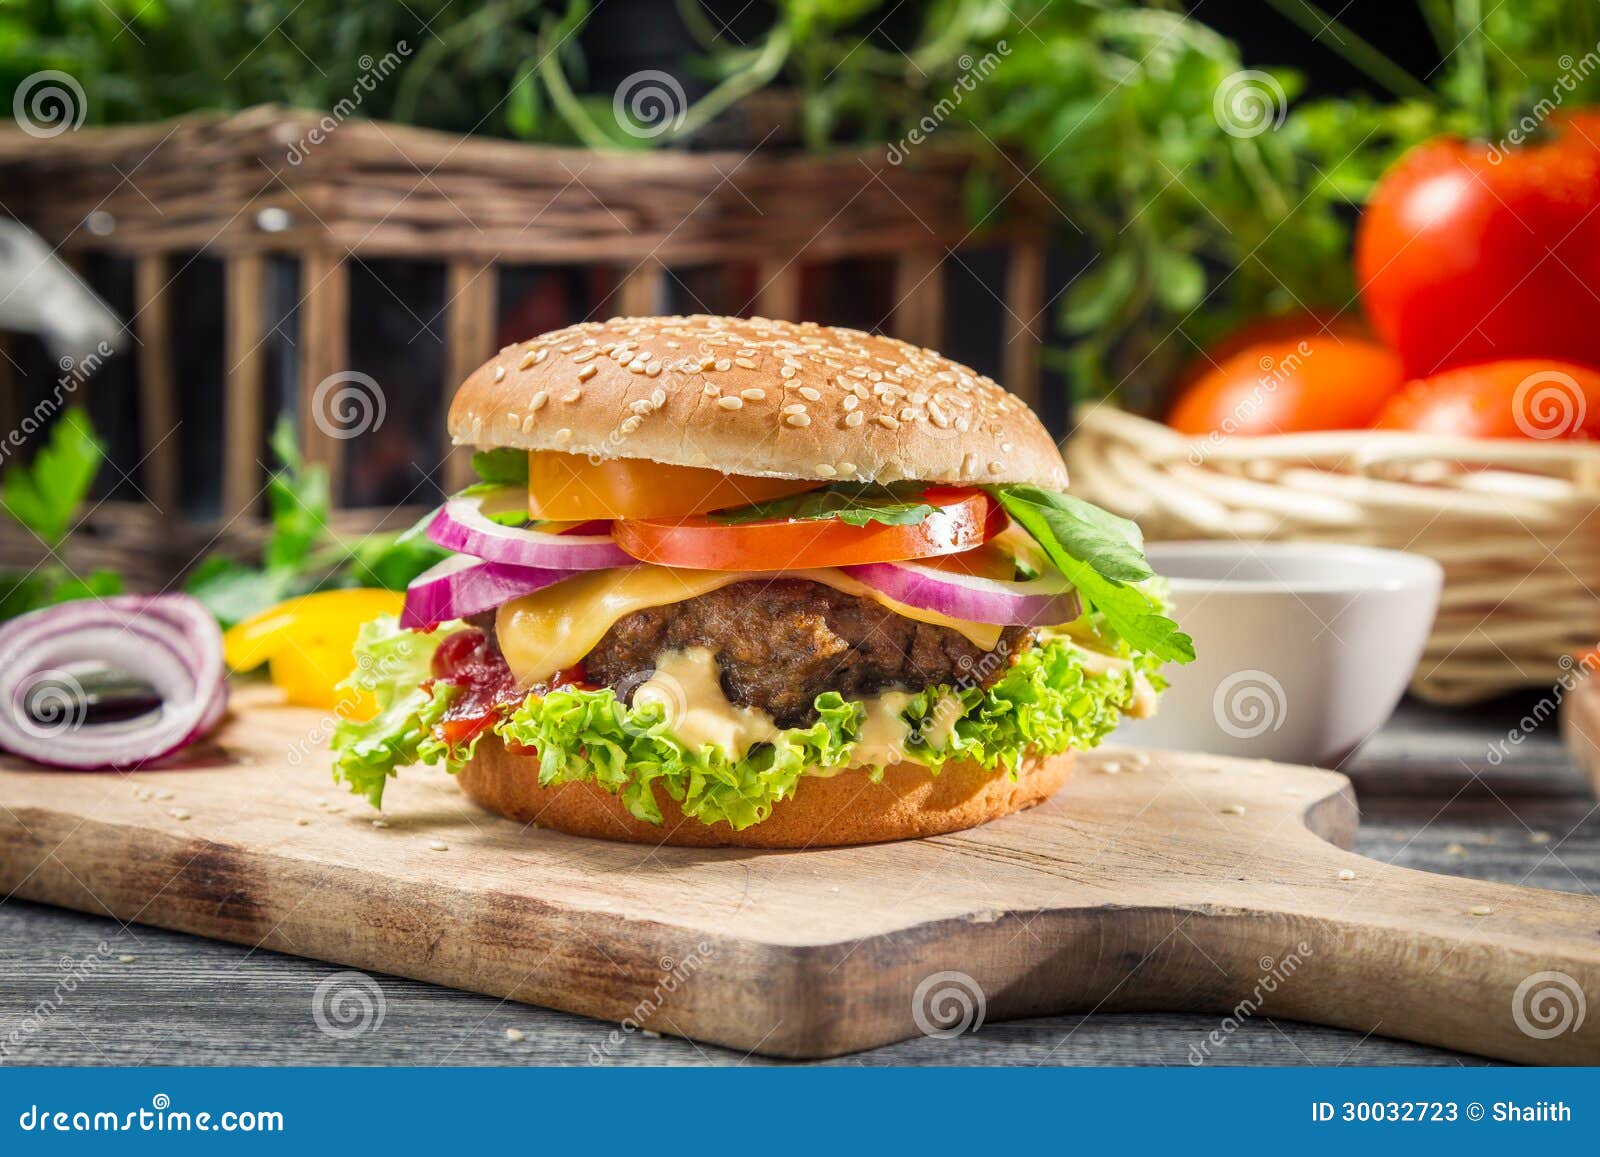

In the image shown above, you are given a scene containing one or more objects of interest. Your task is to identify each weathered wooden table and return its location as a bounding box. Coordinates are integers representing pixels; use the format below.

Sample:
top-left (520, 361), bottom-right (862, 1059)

top-left (2, 695), bottom-right (1594, 1066)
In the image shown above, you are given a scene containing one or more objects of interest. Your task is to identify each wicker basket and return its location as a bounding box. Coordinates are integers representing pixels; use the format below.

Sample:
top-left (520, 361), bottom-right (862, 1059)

top-left (1065, 406), bottom-right (1600, 703)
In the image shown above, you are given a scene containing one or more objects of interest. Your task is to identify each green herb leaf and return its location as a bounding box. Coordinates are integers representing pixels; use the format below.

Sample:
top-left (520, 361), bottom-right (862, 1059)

top-left (471, 448), bottom-right (530, 487)
top-left (263, 415), bottom-right (328, 572)
top-left (990, 485), bottom-right (1194, 664)
top-left (1, 408), bottom-right (103, 547)
top-left (710, 482), bottom-right (934, 528)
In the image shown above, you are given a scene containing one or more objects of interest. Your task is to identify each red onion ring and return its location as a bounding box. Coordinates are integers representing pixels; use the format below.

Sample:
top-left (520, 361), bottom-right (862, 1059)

top-left (843, 559), bottom-right (1082, 627)
top-left (0, 594), bottom-right (227, 770)
top-left (402, 555), bottom-right (578, 629)
top-left (426, 492), bottom-right (633, 570)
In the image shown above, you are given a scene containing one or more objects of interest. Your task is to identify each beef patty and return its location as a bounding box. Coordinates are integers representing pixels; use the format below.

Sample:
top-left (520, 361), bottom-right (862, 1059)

top-left (579, 579), bottom-right (1031, 728)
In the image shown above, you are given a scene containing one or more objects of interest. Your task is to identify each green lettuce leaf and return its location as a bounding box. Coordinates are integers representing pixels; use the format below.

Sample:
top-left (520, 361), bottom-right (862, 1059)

top-left (330, 614), bottom-right (477, 806)
top-left (492, 634), bottom-right (1160, 830)
top-left (709, 481), bottom-right (937, 528)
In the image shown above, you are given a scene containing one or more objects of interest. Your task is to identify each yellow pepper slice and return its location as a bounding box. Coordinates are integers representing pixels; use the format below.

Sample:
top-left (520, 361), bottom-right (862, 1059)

top-left (223, 589), bottom-right (405, 716)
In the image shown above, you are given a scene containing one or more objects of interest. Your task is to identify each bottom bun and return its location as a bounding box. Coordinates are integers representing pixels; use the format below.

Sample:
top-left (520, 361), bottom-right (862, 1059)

top-left (457, 734), bottom-right (1073, 848)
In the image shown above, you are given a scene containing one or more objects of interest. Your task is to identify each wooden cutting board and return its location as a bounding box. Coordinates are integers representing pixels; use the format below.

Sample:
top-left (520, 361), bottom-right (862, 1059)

top-left (2, 688), bottom-right (1596, 1064)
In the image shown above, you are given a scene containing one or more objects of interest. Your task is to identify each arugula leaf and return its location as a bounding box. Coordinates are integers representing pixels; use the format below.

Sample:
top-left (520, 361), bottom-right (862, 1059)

top-left (990, 485), bottom-right (1194, 664)
top-left (471, 448), bottom-right (529, 488)
top-left (711, 482), bottom-right (935, 528)
top-left (1, 408), bottom-right (103, 546)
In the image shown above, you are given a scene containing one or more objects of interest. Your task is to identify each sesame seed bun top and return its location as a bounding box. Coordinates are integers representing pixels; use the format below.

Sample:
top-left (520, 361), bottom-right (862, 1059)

top-left (447, 315), bottom-right (1068, 489)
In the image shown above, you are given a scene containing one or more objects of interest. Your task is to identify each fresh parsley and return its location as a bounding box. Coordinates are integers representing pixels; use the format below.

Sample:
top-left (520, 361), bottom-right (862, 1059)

top-left (710, 482), bottom-right (935, 528)
top-left (989, 485), bottom-right (1194, 665)
top-left (0, 408), bottom-right (123, 620)
top-left (186, 416), bottom-right (448, 627)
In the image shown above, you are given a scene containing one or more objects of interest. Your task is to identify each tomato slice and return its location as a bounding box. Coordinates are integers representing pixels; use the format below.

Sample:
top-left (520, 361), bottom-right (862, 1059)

top-left (528, 451), bottom-right (817, 520)
top-left (612, 487), bottom-right (1004, 570)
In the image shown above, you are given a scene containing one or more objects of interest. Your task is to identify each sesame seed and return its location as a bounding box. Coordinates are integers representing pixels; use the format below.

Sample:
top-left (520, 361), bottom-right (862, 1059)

top-left (118, 955), bottom-right (135, 963)
top-left (910, 392), bottom-right (928, 405)
top-left (295, 817), bottom-right (311, 826)
top-left (529, 390), bottom-right (549, 411)
top-left (717, 396), bottom-right (743, 410)
top-left (505, 1028), bottom-right (526, 1043)
top-left (1001, 441), bottom-right (1014, 453)
top-left (842, 395), bottom-right (859, 411)
top-left (621, 415), bottom-right (643, 434)
top-left (1337, 868), bottom-right (1357, 881)
top-left (577, 364), bottom-right (597, 382)
top-left (572, 349), bottom-right (596, 363)
top-left (700, 356), bottom-right (717, 371)
top-left (928, 402), bottom-right (950, 428)
top-left (518, 351), bottom-right (538, 370)
top-left (782, 403), bottom-right (807, 415)
top-left (735, 357), bottom-right (759, 370)
top-left (428, 839), bottom-right (449, 852)
top-left (555, 427), bottom-right (573, 443)
top-left (741, 388), bottom-right (766, 401)
top-left (1221, 803), bottom-right (1246, 816)
top-left (630, 399), bottom-right (653, 415)
top-left (492, 365), bottom-right (506, 383)
top-left (703, 383), bottom-right (719, 396)
top-left (169, 808), bottom-right (191, 821)
top-left (785, 413), bottom-right (812, 428)
top-left (627, 359), bottom-right (648, 374)
top-left (898, 407), bottom-right (918, 422)
top-left (561, 388), bottom-right (583, 404)
top-left (645, 362), bottom-right (663, 377)
top-left (839, 461), bottom-right (855, 473)
top-left (875, 414), bottom-right (899, 430)
top-left (798, 386), bottom-right (822, 402)
top-left (520, 415), bottom-right (536, 433)
top-left (987, 460), bottom-right (1003, 474)
top-left (844, 411), bottom-right (865, 428)
top-left (372, 819), bottom-right (389, 829)
top-left (714, 358), bottom-right (732, 372)
top-left (780, 365), bottom-right (797, 379)
top-left (1468, 905), bottom-right (1494, 916)
top-left (815, 463), bottom-right (838, 477)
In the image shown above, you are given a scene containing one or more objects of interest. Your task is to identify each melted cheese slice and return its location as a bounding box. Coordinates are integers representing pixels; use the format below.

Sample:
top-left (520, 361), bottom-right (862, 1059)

top-left (494, 564), bottom-right (1003, 685)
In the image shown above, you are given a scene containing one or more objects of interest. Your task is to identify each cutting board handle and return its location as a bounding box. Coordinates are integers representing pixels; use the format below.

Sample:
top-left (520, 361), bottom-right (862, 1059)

top-left (1177, 834), bottom-right (1600, 1064)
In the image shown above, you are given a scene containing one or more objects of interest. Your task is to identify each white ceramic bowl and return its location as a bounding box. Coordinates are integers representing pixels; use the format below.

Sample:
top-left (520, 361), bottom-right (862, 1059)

top-left (1115, 541), bottom-right (1443, 767)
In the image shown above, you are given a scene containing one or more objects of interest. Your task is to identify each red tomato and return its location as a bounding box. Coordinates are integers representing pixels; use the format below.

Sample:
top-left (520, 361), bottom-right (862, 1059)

top-left (1373, 359), bottom-right (1600, 440)
top-left (1168, 336), bottom-right (1404, 436)
top-left (1171, 310), bottom-right (1372, 395)
top-left (612, 487), bottom-right (1004, 571)
top-left (1356, 115), bottom-right (1600, 377)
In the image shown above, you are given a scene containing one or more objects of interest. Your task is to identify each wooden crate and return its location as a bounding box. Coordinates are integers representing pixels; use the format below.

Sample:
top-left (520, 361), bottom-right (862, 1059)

top-left (0, 105), bottom-right (1051, 573)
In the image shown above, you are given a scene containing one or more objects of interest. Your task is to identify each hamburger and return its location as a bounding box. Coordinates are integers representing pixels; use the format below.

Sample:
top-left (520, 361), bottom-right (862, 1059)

top-left (330, 315), bottom-right (1192, 847)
